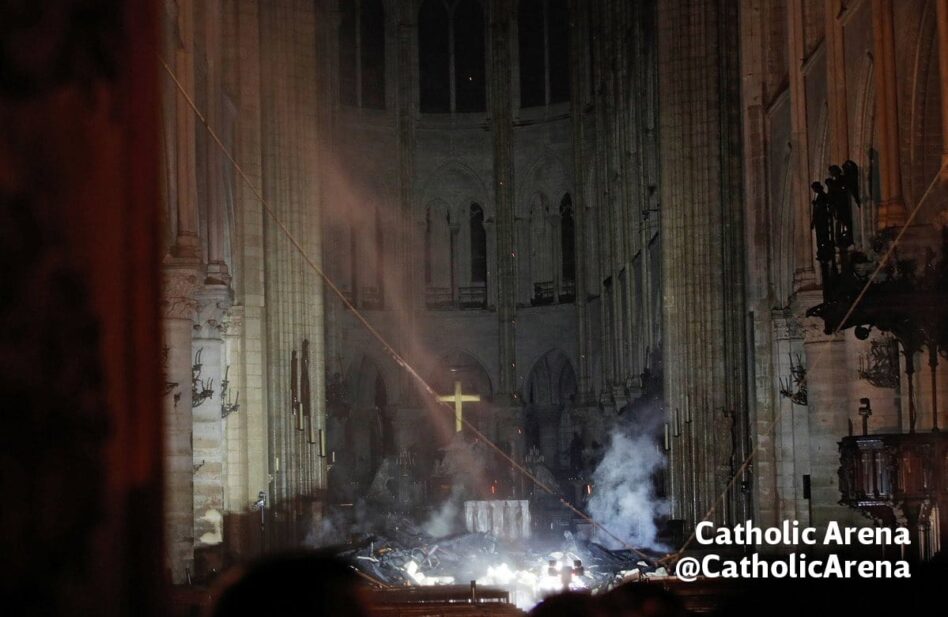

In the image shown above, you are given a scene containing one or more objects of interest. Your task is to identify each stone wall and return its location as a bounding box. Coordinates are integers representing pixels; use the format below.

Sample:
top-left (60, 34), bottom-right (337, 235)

top-left (158, 0), bottom-right (330, 581)
top-left (739, 0), bottom-right (948, 541)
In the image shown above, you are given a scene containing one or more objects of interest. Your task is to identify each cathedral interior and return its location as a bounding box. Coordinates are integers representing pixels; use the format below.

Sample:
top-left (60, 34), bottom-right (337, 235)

top-left (2, 0), bottom-right (948, 615)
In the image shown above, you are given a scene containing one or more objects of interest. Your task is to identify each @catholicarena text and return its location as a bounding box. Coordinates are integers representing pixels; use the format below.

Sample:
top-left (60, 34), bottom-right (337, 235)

top-left (674, 553), bottom-right (911, 582)
top-left (674, 521), bottom-right (912, 581)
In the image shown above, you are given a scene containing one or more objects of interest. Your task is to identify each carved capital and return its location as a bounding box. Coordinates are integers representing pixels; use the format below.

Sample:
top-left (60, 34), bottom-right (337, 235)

top-left (161, 266), bottom-right (200, 320)
top-left (193, 283), bottom-right (232, 338)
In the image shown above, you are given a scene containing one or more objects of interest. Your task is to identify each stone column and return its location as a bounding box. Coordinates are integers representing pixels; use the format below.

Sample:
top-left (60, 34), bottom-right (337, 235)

top-left (825, 0), bottom-right (850, 163)
top-left (220, 305), bottom-right (250, 555)
top-left (204, 0), bottom-right (230, 283)
top-left (870, 0), bottom-right (907, 229)
top-left (609, 1), bottom-right (632, 388)
top-left (658, 0), bottom-right (747, 529)
top-left (192, 284), bottom-right (231, 575)
top-left (936, 0), bottom-right (948, 177)
top-left (824, 0), bottom-right (850, 164)
top-left (787, 0), bottom-right (816, 288)
top-left (568, 0), bottom-right (592, 401)
top-left (172, 0), bottom-right (201, 259)
top-left (161, 265), bottom-right (199, 583)
top-left (489, 0), bottom-right (517, 397)
top-left (396, 1), bottom-right (418, 392)
top-left (223, 0), bottom-right (269, 545)
top-left (258, 0), bottom-right (326, 546)
top-left (771, 311), bottom-right (811, 526)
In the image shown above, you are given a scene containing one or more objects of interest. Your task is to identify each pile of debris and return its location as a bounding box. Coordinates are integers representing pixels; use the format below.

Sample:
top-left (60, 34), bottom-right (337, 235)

top-left (337, 517), bottom-right (669, 610)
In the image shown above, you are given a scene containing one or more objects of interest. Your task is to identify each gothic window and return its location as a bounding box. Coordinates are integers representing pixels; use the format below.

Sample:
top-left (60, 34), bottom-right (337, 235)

top-left (419, 1), bottom-right (450, 112)
top-left (524, 350), bottom-right (577, 468)
top-left (470, 204), bottom-right (487, 283)
top-left (518, 0), bottom-right (544, 107)
top-left (419, 0), bottom-right (486, 113)
top-left (518, 0), bottom-right (570, 108)
top-left (547, 0), bottom-right (569, 103)
top-left (338, 0), bottom-right (386, 109)
top-left (453, 1), bottom-right (486, 112)
top-left (560, 194), bottom-right (575, 298)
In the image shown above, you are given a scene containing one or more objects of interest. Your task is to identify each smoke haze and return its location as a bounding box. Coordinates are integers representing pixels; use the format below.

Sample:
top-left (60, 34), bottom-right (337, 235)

top-left (587, 407), bottom-right (668, 551)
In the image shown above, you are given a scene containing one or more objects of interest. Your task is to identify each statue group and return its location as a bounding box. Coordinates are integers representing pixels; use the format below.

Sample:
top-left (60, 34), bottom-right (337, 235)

top-left (811, 160), bottom-right (861, 280)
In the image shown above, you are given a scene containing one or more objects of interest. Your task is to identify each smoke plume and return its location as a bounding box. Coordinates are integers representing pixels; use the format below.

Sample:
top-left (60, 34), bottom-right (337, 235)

top-left (587, 407), bottom-right (668, 551)
top-left (421, 436), bottom-right (488, 537)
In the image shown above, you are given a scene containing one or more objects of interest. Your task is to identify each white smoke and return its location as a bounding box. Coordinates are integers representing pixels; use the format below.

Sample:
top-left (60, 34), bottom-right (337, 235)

top-left (422, 435), bottom-right (490, 537)
top-left (587, 428), bottom-right (668, 551)
top-left (423, 485), bottom-right (463, 537)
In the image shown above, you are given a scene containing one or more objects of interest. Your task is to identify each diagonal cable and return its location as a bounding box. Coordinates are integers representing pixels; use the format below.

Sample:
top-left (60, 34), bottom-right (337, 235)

top-left (159, 57), bottom-right (657, 564)
top-left (662, 162), bottom-right (946, 564)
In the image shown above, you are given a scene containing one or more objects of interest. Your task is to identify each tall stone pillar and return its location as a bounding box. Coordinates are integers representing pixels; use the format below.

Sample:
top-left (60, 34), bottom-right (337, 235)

top-left (936, 0), bottom-right (948, 177)
top-left (787, 0), bottom-right (816, 288)
top-left (658, 0), bottom-right (747, 530)
top-left (396, 0), bottom-right (418, 362)
top-left (161, 266), bottom-right (199, 583)
top-left (568, 6), bottom-right (593, 400)
top-left (871, 0), bottom-right (908, 229)
top-left (219, 0), bottom-right (270, 557)
top-left (172, 0), bottom-right (201, 259)
top-left (825, 0), bottom-right (850, 164)
top-left (192, 284), bottom-right (231, 575)
top-left (489, 0), bottom-right (517, 398)
top-left (258, 0), bottom-right (326, 547)
top-left (220, 304), bottom-right (252, 556)
top-left (204, 0), bottom-right (230, 283)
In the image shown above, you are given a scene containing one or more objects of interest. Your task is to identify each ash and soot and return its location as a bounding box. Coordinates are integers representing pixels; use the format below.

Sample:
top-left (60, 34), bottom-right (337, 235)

top-left (307, 404), bottom-right (671, 611)
top-left (309, 513), bottom-right (669, 611)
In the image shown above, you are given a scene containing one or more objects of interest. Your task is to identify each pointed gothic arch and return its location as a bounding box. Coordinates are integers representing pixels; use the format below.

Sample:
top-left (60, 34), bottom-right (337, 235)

top-left (523, 349), bottom-right (577, 469)
top-left (419, 162), bottom-right (493, 309)
top-left (343, 354), bottom-right (394, 489)
top-left (431, 350), bottom-right (493, 400)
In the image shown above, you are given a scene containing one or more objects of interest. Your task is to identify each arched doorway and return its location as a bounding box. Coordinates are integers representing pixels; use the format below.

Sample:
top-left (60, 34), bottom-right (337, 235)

top-left (524, 349), bottom-right (577, 471)
top-left (343, 355), bottom-right (391, 493)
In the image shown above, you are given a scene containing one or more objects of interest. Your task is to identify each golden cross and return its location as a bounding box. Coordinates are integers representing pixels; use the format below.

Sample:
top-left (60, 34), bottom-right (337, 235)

top-left (437, 381), bottom-right (481, 432)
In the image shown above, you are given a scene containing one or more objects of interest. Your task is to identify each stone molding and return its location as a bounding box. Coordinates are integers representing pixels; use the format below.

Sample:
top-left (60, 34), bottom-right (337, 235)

top-left (193, 283), bottom-right (233, 339)
top-left (161, 264), bottom-right (200, 320)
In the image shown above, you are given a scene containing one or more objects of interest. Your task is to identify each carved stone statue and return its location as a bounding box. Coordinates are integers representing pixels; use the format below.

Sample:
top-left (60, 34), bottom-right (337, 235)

top-left (842, 160), bottom-right (861, 206)
top-left (811, 181), bottom-right (835, 262)
top-left (827, 162), bottom-right (859, 249)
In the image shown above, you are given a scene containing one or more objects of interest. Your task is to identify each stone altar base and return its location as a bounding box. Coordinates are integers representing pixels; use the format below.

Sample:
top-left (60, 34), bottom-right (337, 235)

top-left (464, 500), bottom-right (531, 539)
